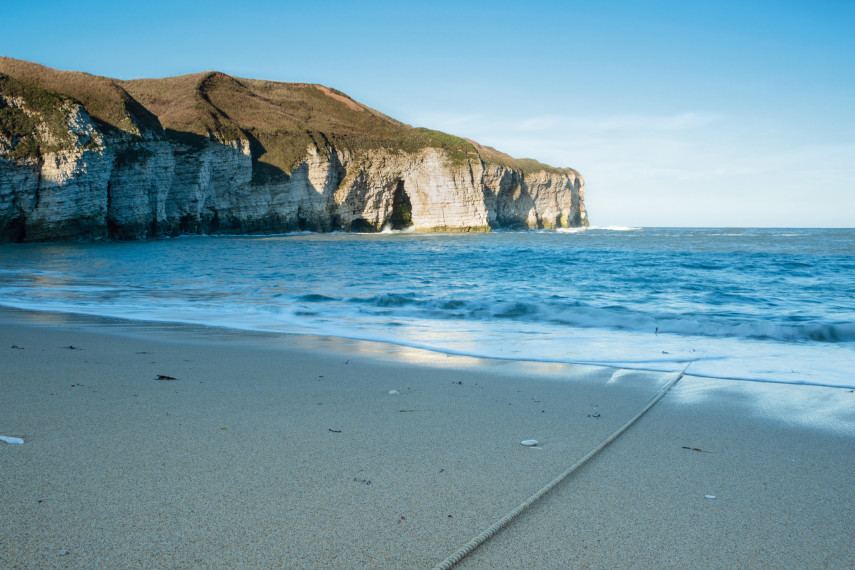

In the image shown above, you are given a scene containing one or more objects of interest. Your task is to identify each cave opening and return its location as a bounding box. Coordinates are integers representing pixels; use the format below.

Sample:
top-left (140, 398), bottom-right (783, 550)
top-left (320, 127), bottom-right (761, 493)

top-left (388, 180), bottom-right (413, 230)
top-left (350, 218), bottom-right (376, 232)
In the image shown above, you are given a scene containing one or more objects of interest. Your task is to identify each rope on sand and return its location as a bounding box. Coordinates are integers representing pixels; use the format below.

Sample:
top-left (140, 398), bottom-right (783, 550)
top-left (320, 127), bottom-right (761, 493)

top-left (432, 363), bottom-right (692, 570)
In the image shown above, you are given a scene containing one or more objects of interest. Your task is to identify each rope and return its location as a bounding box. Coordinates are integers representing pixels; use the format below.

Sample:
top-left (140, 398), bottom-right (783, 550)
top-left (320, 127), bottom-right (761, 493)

top-left (432, 363), bottom-right (692, 569)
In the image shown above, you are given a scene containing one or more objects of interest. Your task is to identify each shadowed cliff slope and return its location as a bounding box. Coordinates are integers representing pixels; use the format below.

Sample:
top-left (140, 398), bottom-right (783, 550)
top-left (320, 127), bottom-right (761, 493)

top-left (0, 57), bottom-right (587, 242)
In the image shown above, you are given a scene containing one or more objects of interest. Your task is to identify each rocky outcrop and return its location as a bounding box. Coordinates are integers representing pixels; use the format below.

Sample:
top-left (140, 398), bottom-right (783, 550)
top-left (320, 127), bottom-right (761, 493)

top-left (0, 65), bottom-right (587, 242)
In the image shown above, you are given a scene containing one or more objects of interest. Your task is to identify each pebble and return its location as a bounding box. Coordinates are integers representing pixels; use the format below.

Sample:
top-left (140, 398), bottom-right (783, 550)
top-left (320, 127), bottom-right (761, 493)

top-left (388, 390), bottom-right (400, 395)
top-left (520, 440), bottom-right (538, 446)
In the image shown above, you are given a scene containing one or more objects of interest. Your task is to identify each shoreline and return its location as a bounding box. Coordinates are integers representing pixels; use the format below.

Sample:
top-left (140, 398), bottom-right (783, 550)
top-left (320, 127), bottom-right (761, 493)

top-left (2, 308), bottom-right (854, 567)
top-left (3, 304), bottom-right (853, 391)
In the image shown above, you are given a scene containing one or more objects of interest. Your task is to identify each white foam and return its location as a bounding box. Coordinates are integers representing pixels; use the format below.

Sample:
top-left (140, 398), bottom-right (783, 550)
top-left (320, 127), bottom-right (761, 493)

top-left (594, 225), bottom-right (642, 231)
top-left (555, 225), bottom-right (641, 233)
top-left (380, 225), bottom-right (416, 234)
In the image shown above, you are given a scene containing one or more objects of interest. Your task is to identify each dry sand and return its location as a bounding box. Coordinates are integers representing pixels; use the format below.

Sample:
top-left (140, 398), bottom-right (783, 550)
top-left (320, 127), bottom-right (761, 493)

top-left (1, 308), bottom-right (854, 568)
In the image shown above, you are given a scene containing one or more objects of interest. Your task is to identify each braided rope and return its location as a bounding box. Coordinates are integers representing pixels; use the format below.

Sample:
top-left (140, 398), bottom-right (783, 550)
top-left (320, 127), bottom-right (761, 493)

top-left (432, 364), bottom-right (691, 569)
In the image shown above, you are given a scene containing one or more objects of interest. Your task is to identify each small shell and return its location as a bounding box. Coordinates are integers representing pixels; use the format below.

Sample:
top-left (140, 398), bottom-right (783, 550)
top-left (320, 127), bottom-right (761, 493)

top-left (520, 440), bottom-right (538, 447)
top-left (705, 495), bottom-right (717, 499)
top-left (388, 390), bottom-right (400, 395)
top-left (0, 436), bottom-right (24, 444)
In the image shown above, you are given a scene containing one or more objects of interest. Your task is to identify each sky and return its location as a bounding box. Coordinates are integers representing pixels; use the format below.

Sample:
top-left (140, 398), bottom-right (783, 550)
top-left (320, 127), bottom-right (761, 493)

top-left (2, 0), bottom-right (853, 227)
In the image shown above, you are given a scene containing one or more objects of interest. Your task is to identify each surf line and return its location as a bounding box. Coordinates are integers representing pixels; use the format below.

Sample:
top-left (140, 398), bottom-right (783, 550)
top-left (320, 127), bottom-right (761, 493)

top-left (432, 361), bottom-right (693, 569)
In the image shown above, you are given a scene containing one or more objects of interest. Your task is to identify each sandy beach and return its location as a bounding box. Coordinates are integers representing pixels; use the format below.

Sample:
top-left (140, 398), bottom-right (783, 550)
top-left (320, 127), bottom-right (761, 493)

top-left (1, 307), bottom-right (854, 568)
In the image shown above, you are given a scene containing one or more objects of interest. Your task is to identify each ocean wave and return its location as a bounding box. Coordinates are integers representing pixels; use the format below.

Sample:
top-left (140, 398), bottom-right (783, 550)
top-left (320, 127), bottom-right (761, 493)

top-left (380, 225), bottom-right (416, 234)
top-left (332, 293), bottom-right (855, 344)
top-left (204, 230), bottom-right (319, 239)
top-left (555, 225), bottom-right (641, 233)
top-left (348, 292), bottom-right (419, 307)
top-left (651, 317), bottom-right (855, 344)
top-left (296, 294), bottom-right (337, 302)
top-left (594, 225), bottom-right (643, 231)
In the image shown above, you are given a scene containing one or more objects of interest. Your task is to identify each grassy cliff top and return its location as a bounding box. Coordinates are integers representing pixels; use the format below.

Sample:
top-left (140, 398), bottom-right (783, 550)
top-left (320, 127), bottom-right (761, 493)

top-left (0, 57), bottom-right (577, 177)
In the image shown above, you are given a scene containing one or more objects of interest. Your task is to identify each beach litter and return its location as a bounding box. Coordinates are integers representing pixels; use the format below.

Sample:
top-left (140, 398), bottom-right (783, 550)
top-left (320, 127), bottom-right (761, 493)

top-left (388, 389), bottom-right (400, 395)
top-left (520, 439), bottom-right (538, 447)
top-left (1, 435), bottom-right (24, 444)
top-left (156, 374), bottom-right (177, 381)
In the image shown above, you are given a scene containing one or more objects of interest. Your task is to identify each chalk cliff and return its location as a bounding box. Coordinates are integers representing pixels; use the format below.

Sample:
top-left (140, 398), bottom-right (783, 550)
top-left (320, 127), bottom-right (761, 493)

top-left (0, 58), bottom-right (586, 242)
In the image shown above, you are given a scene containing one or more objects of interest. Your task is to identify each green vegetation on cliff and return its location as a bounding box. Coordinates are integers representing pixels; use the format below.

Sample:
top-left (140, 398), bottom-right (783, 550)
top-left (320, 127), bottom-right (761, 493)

top-left (0, 73), bottom-right (77, 158)
top-left (0, 57), bottom-right (577, 179)
top-left (0, 57), bottom-right (160, 135)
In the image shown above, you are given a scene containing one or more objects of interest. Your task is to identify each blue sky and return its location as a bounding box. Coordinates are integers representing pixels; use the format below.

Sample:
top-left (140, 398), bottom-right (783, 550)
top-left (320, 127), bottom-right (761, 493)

top-left (2, 0), bottom-right (853, 226)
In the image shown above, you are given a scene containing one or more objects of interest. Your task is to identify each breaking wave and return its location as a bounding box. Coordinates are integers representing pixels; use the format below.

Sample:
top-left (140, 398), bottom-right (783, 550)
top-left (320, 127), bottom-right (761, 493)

top-left (556, 225), bottom-right (641, 233)
top-left (307, 293), bottom-right (855, 344)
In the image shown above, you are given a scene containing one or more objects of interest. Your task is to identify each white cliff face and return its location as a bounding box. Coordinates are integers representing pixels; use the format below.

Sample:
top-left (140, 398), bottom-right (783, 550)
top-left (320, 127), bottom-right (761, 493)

top-left (0, 104), bottom-right (587, 242)
top-left (403, 150), bottom-right (492, 231)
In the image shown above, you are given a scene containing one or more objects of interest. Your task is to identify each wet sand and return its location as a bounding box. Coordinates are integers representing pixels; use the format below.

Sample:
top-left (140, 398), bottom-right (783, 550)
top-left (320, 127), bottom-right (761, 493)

top-left (1, 308), bottom-right (853, 568)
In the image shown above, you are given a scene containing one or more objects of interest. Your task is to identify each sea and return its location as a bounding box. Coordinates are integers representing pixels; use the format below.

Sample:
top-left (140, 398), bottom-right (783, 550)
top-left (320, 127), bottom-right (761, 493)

top-left (1, 227), bottom-right (853, 389)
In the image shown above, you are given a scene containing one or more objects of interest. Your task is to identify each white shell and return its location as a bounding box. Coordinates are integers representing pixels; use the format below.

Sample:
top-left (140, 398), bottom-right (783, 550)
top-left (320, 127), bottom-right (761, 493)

top-left (705, 495), bottom-right (717, 499)
top-left (0, 435), bottom-right (24, 444)
top-left (520, 440), bottom-right (538, 446)
top-left (388, 390), bottom-right (400, 395)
